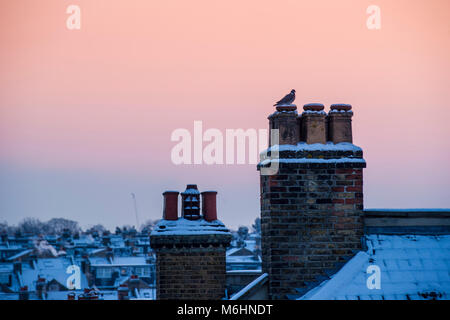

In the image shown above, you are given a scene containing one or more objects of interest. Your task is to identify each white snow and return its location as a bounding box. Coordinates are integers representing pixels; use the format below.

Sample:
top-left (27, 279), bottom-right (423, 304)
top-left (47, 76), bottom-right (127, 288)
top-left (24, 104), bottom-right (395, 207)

top-left (263, 142), bottom-right (362, 153)
top-left (302, 110), bottom-right (327, 115)
top-left (20, 257), bottom-right (89, 291)
top-left (181, 189), bottom-right (200, 195)
top-left (329, 109), bottom-right (353, 114)
top-left (151, 218), bottom-right (230, 236)
top-left (230, 273), bottom-right (268, 300)
top-left (299, 234), bottom-right (450, 300)
top-left (259, 158), bottom-right (366, 166)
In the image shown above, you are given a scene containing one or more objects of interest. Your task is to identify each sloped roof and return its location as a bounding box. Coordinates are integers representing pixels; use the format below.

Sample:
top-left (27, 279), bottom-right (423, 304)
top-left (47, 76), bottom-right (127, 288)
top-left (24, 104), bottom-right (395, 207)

top-left (6, 249), bottom-right (33, 261)
top-left (300, 234), bottom-right (450, 300)
top-left (21, 257), bottom-right (88, 290)
top-left (227, 247), bottom-right (254, 257)
top-left (89, 256), bottom-right (148, 267)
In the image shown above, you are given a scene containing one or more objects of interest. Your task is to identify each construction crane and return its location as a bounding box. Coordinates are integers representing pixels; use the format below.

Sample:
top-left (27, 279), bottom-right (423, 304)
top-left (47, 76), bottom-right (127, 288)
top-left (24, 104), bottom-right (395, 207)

top-left (131, 193), bottom-right (140, 230)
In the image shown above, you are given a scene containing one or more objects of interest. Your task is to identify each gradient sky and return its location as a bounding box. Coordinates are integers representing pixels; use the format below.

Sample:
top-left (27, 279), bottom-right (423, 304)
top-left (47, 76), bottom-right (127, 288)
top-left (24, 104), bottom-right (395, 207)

top-left (1, 0), bottom-right (449, 231)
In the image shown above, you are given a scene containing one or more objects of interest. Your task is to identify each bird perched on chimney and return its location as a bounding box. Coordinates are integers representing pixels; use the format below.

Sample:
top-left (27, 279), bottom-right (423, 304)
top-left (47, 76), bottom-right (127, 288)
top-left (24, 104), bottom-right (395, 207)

top-left (274, 89), bottom-right (296, 106)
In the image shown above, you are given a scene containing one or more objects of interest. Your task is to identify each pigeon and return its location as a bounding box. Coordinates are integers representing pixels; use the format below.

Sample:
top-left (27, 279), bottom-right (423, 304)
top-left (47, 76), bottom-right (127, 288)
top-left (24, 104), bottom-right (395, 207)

top-left (274, 89), bottom-right (296, 106)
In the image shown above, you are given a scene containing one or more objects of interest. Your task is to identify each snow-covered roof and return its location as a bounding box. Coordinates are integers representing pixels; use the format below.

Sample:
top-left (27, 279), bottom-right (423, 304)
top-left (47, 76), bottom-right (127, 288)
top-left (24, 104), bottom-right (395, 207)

top-left (227, 255), bottom-right (261, 264)
top-left (0, 244), bottom-right (24, 250)
top-left (112, 256), bottom-right (148, 266)
top-left (89, 256), bottom-right (149, 267)
top-left (299, 234), bottom-right (450, 300)
top-left (72, 235), bottom-right (96, 246)
top-left (0, 263), bottom-right (13, 273)
top-left (6, 249), bottom-right (33, 261)
top-left (20, 257), bottom-right (88, 291)
top-left (151, 218), bottom-right (230, 236)
top-left (226, 247), bottom-right (255, 257)
top-left (230, 273), bottom-right (268, 300)
top-left (44, 288), bottom-right (156, 300)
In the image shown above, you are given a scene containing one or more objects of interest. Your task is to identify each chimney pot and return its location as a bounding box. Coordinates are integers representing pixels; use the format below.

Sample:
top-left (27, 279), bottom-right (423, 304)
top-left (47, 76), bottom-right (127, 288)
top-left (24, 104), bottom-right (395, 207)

top-left (268, 108), bottom-right (299, 146)
top-left (181, 185), bottom-right (201, 220)
top-left (301, 103), bottom-right (327, 144)
top-left (330, 103), bottom-right (352, 111)
top-left (201, 191), bottom-right (218, 222)
top-left (162, 191), bottom-right (179, 220)
top-left (303, 103), bottom-right (324, 111)
top-left (328, 104), bottom-right (353, 143)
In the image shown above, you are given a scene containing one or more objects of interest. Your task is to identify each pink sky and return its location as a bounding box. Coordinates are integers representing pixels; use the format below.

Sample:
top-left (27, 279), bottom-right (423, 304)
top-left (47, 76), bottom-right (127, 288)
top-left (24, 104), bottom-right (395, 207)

top-left (1, 0), bottom-right (449, 230)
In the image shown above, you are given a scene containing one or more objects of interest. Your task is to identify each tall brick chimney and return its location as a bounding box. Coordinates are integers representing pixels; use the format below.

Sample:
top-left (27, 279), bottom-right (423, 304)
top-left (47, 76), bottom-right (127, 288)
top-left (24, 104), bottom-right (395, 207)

top-left (258, 103), bottom-right (366, 300)
top-left (150, 184), bottom-right (232, 300)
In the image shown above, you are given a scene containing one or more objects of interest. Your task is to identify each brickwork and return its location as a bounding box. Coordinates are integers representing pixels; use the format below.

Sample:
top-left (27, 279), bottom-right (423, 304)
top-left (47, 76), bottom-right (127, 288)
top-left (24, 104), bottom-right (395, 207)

top-left (154, 246), bottom-right (227, 300)
top-left (259, 159), bottom-right (365, 299)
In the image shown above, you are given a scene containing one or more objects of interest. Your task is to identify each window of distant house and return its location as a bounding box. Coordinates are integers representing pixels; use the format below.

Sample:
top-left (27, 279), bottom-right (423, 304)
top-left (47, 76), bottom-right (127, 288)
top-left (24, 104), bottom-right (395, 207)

top-left (96, 267), bottom-right (112, 279)
top-left (135, 267), bottom-right (150, 278)
top-left (0, 272), bottom-right (9, 284)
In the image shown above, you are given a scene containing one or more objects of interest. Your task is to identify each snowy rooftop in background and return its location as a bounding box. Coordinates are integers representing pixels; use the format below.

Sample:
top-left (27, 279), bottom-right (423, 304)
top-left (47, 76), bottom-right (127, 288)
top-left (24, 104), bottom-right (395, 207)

top-left (20, 257), bottom-right (89, 291)
top-left (150, 218), bottom-right (230, 236)
top-left (89, 256), bottom-right (149, 267)
top-left (299, 234), bottom-right (450, 300)
top-left (0, 264), bottom-right (13, 273)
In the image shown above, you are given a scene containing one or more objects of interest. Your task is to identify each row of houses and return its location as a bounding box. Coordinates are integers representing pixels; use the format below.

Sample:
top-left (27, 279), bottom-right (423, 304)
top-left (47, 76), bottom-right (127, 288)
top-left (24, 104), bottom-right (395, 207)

top-left (0, 229), bottom-right (262, 300)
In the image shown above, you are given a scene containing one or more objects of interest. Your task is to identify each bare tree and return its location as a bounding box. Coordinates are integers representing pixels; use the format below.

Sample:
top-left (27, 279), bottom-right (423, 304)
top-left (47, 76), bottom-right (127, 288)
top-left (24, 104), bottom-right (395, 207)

top-left (18, 218), bottom-right (45, 235)
top-left (140, 219), bottom-right (159, 234)
top-left (43, 218), bottom-right (80, 235)
top-left (252, 217), bottom-right (261, 234)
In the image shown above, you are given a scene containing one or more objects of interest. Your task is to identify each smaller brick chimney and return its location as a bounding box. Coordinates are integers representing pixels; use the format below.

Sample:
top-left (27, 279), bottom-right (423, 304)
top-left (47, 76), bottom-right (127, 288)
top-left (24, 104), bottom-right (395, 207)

top-left (19, 286), bottom-right (29, 301)
top-left (150, 185), bottom-right (232, 300)
top-left (36, 276), bottom-right (46, 300)
top-left (129, 274), bottom-right (140, 297)
top-left (117, 284), bottom-right (129, 300)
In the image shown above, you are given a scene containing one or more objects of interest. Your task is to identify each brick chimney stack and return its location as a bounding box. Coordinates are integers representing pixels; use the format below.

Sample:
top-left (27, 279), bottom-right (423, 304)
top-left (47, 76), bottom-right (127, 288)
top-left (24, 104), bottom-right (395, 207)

top-left (150, 185), bottom-right (232, 300)
top-left (258, 102), bottom-right (366, 300)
